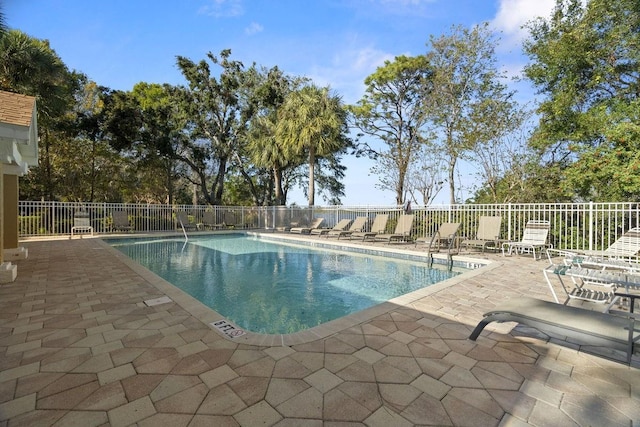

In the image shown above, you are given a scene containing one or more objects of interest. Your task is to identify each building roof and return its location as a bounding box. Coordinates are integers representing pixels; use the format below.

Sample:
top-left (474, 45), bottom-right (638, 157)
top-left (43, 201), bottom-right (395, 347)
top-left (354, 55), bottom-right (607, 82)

top-left (0, 90), bottom-right (36, 128)
top-left (0, 90), bottom-right (38, 175)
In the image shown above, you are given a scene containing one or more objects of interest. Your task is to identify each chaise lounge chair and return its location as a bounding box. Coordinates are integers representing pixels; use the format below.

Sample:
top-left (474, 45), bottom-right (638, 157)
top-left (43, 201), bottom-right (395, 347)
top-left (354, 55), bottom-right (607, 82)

top-left (547, 227), bottom-right (640, 263)
top-left (200, 211), bottom-right (224, 230)
top-left (223, 211), bottom-right (244, 229)
top-left (502, 220), bottom-right (550, 260)
top-left (327, 216), bottom-right (368, 239)
top-left (460, 216), bottom-right (502, 253)
top-left (416, 222), bottom-right (461, 255)
top-left (310, 218), bottom-right (352, 236)
top-left (112, 211), bottom-right (132, 232)
top-left (374, 214), bottom-right (414, 244)
top-left (469, 296), bottom-right (639, 364)
top-left (290, 217), bottom-right (324, 234)
top-left (544, 247), bottom-right (640, 308)
top-left (176, 211), bottom-right (198, 231)
top-left (351, 214), bottom-right (388, 241)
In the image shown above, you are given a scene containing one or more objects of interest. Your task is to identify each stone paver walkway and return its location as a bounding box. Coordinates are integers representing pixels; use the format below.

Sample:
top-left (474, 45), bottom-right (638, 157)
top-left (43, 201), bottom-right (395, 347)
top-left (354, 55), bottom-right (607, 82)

top-left (0, 235), bottom-right (639, 426)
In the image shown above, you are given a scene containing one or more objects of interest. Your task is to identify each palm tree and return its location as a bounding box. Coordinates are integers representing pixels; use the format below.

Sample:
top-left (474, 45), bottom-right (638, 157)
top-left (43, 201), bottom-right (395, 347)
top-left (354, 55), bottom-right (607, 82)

top-left (276, 85), bottom-right (347, 206)
top-left (248, 114), bottom-right (291, 205)
top-left (0, 6), bottom-right (7, 41)
top-left (0, 30), bottom-right (78, 199)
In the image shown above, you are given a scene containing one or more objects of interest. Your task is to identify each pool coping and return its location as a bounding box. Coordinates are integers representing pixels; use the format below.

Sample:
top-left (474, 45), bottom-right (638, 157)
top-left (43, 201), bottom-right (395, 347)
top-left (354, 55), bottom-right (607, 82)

top-left (97, 231), bottom-right (501, 346)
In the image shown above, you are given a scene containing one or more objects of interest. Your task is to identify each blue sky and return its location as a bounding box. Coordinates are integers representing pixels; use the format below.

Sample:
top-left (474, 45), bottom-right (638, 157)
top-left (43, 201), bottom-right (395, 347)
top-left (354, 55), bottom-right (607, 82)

top-left (5, 0), bottom-right (555, 205)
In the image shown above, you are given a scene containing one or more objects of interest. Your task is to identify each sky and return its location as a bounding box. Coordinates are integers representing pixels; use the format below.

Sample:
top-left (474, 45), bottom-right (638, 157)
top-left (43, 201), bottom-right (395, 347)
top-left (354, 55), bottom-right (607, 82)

top-left (4, 0), bottom-right (556, 206)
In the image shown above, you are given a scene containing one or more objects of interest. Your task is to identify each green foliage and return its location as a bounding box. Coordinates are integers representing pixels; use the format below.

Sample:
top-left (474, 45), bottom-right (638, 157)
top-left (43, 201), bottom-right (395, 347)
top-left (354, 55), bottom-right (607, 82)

top-left (350, 55), bottom-right (431, 205)
top-left (174, 50), bottom-right (253, 205)
top-left (245, 67), bottom-right (301, 205)
top-left (425, 23), bottom-right (516, 204)
top-left (277, 84), bottom-right (350, 206)
top-left (523, 0), bottom-right (640, 201)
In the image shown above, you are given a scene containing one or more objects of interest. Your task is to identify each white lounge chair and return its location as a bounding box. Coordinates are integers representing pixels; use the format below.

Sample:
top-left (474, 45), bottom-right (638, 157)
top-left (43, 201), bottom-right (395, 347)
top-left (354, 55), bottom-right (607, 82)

top-left (502, 220), bottom-right (551, 260)
top-left (547, 227), bottom-right (640, 263)
top-left (544, 255), bottom-right (640, 307)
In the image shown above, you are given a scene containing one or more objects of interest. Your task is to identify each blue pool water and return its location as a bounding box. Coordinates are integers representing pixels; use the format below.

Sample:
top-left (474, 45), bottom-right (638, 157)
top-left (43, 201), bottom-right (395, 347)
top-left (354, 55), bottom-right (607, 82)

top-left (110, 234), bottom-right (461, 334)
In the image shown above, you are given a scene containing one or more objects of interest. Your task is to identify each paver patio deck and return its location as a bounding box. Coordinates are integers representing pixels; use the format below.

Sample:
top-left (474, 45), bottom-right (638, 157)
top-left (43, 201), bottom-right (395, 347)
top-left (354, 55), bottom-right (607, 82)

top-left (0, 234), bottom-right (639, 426)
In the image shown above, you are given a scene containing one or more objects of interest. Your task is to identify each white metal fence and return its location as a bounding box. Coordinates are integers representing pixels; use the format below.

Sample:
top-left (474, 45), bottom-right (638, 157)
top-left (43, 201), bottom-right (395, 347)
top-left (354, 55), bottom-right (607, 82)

top-left (17, 201), bottom-right (640, 254)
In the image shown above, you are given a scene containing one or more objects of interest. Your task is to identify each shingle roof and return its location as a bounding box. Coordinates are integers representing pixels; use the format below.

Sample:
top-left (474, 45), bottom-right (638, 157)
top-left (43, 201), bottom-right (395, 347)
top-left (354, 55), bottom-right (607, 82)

top-left (0, 90), bottom-right (36, 127)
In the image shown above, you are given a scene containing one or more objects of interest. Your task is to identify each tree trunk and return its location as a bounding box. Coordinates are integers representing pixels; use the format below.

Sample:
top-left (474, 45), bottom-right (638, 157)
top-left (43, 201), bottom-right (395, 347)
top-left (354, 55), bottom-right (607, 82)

top-left (212, 157), bottom-right (227, 205)
top-left (165, 160), bottom-right (173, 205)
top-left (396, 167), bottom-right (405, 205)
top-left (448, 157), bottom-right (457, 205)
top-left (274, 166), bottom-right (285, 205)
top-left (308, 146), bottom-right (315, 206)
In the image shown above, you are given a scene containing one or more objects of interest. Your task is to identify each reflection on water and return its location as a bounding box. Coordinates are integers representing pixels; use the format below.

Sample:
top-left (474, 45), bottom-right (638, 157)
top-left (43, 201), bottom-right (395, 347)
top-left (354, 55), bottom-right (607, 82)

top-left (110, 235), bottom-right (460, 334)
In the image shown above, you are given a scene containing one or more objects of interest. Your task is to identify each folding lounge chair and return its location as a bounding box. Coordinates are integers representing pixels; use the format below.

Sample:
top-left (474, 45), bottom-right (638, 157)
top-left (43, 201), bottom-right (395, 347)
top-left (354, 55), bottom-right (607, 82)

top-left (200, 211), bottom-right (224, 230)
top-left (547, 227), bottom-right (640, 263)
top-left (461, 216), bottom-right (502, 253)
top-left (290, 217), bottom-right (324, 234)
top-left (223, 211), bottom-right (243, 229)
top-left (469, 297), bottom-right (639, 364)
top-left (351, 214), bottom-right (388, 241)
top-left (374, 214), bottom-right (414, 244)
top-left (176, 211), bottom-right (198, 231)
top-left (502, 220), bottom-right (550, 260)
top-left (416, 222), bottom-right (461, 254)
top-left (112, 211), bottom-right (132, 232)
top-left (327, 216), bottom-right (368, 239)
top-left (311, 218), bottom-right (352, 236)
top-left (543, 256), bottom-right (640, 307)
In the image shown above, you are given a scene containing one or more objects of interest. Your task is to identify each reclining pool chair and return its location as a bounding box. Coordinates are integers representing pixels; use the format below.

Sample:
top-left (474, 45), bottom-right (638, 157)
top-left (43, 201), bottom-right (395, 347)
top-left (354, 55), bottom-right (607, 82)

top-left (327, 216), bottom-right (368, 239)
top-left (461, 216), bottom-right (502, 253)
top-left (176, 211), bottom-right (198, 231)
top-left (416, 222), bottom-right (461, 254)
top-left (547, 227), bottom-right (640, 263)
top-left (112, 211), bottom-right (132, 232)
top-left (198, 211), bottom-right (224, 230)
top-left (374, 214), bottom-right (414, 244)
top-left (469, 296), bottom-right (639, 364)
top-left (351, 214), bottom-right (388, 241)
top-left (502, 220), bottom-right (550, 260)
top-left (290, 217), bottom-right (324, 234)
top-left (311, 218), bottom-right (352, 236)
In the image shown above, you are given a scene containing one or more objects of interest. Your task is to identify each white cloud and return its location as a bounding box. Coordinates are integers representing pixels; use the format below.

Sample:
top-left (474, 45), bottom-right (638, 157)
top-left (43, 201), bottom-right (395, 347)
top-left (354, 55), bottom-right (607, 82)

top-left (198, 0), bottom-right (244, 18)
top-left (492, 0), bottom-right (555, 43)
top-left (307, 45), bottom-right (395, 104)
top-left (245, 22), bottom-right (263, 36)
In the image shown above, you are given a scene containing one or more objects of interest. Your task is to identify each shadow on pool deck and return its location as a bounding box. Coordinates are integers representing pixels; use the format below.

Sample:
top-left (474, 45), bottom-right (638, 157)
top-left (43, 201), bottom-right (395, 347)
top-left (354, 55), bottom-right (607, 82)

top-left (0, 234), bottom-right (638, 426)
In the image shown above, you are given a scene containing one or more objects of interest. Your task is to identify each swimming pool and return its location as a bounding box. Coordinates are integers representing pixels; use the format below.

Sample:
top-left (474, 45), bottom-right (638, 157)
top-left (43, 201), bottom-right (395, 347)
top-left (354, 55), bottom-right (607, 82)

top-left (109, 234), bottom-right (463, 334)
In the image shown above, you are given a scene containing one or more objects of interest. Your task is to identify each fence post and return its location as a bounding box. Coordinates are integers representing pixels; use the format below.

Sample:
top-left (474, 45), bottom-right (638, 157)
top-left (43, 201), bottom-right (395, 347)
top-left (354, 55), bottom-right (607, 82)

top-left (588, 201), bottom-right (594, 252)
top-left (507, 203), bottom-right (512, 241)
top-left (50, 201), bottom-right (55, 236)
